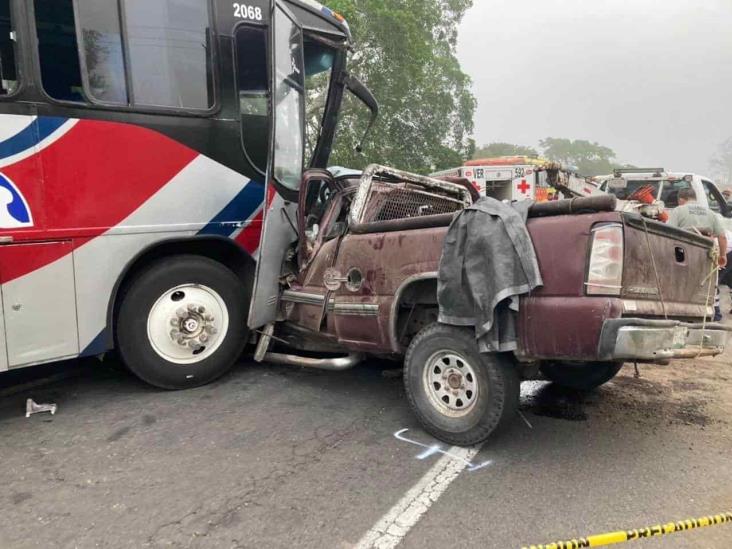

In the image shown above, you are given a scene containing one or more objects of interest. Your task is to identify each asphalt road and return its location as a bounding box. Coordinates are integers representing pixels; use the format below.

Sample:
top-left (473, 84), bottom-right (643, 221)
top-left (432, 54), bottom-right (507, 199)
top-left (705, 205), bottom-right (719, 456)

top-left (1, 348), bottom-right (731, 548)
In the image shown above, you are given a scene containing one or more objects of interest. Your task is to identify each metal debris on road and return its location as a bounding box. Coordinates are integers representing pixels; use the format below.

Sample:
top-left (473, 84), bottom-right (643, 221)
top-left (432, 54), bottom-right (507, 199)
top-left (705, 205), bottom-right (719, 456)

top-left (25, 399), bottom-right (58, 418)
top-left (518, 410), bottom-right (534, 429)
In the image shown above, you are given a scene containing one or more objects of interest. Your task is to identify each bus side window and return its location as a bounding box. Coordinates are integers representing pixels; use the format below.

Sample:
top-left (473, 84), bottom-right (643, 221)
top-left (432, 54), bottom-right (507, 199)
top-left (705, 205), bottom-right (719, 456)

top-left (235, 26), bottom-right (269, 175)
top-left (0, 1), bottom-right (18, 94)
top-left (123, 0), bottom-right (214, 110)
top-left (76, 1), bottom-right (127, 104)
top-left (34, 0), bottom-right (84, 102)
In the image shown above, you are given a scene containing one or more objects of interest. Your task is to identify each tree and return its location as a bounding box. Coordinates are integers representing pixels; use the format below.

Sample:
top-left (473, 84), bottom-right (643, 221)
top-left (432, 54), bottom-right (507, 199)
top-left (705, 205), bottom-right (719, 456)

top-left (325, 0), bottom-right (476, 173)
top-left (472, 142), bottom-right (538, 159)
top-left (710, 137), bottom-right (732, 186)
top-left (539, 137), bottom-right (617, 176)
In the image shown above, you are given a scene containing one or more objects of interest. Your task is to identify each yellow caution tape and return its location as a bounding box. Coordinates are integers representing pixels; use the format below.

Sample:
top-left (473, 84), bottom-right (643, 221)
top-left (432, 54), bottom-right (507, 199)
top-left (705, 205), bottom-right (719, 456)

top-left (522, 512), bottom-right (732, 549)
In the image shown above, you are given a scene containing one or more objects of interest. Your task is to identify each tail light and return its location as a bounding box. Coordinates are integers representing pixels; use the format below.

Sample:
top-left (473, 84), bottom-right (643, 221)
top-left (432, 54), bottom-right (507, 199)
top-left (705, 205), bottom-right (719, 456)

top-left (586, 223), bottom-right (624, 296)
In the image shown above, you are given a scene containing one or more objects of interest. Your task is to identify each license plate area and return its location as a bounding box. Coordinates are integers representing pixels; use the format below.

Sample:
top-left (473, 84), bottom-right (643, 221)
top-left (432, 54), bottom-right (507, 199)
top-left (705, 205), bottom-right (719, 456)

top-left (672, 326), bottom-right (688, 348)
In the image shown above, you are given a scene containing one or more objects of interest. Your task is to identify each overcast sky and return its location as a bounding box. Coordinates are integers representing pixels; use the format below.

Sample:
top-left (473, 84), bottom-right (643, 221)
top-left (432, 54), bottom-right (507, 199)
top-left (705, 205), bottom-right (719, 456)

top-left (457, 0), bottom-right (732, 176)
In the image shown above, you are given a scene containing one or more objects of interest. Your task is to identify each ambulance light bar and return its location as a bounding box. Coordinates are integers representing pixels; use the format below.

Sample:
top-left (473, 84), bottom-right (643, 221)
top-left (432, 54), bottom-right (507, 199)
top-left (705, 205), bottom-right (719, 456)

top-left (613, 167), bottom-right (665, 177)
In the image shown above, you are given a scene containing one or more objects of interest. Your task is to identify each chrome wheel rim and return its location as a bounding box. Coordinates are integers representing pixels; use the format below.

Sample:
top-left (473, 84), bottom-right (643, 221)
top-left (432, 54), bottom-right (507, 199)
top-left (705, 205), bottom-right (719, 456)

top-left (146, 284), bottom-right (229, 364)
top-left (423, 350), bottom-right (479, 417)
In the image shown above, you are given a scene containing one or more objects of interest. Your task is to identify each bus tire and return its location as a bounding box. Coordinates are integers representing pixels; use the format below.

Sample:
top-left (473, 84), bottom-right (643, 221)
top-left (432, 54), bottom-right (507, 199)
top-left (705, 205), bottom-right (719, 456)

top-left (404, 323), bottom-right (519, 446)
top-left (540, 361), bottom-right (623, 391)
top-left (116, 255), bottom-right (249, 390)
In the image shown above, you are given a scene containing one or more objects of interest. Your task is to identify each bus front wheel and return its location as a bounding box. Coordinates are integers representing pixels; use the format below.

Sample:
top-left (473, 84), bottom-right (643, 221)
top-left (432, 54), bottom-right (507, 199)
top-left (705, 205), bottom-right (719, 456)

top-left (116, 255), bottom-right (249, 389)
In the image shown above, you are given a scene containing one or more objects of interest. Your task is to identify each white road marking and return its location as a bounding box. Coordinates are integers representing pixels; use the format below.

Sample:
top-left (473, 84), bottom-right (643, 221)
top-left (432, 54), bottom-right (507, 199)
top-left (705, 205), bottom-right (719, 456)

top-left (355, 443), bottom-right (485, 549)
top-left (393, 429), bottom-right (492, 471)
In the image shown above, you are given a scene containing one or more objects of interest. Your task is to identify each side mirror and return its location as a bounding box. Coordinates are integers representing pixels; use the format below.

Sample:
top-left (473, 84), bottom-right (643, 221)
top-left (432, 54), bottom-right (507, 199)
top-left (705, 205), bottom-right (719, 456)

top-left (344, 74), bottom-right (379, 153)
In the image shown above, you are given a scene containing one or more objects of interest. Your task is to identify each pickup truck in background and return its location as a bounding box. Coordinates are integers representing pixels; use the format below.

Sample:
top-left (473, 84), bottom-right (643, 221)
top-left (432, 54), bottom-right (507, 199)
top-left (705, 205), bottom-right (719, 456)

top-left (258, 165), bottom-right (729, 446)
top-left (595, 168), bottom-right (732, 227)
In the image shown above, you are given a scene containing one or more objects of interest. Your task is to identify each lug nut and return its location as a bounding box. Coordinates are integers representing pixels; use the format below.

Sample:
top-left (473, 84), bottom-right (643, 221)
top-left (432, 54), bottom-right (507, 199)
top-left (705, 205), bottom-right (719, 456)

top-left (197, 305), bottom-right (206, 314)
top-left (204, 314), bottom-right (214, 322)
top-left (187, 303), bottom-right (198, 313)
top-left (205, 326), bottom-right (218, 335)
top-left (176, 307), bottom-right (187, 318)
top-left (170, 318), bottom-right (179, 327)
top-left (170, 329), bottom-right (180, 339)
top-left (199, 333), bottom-right (209, 343)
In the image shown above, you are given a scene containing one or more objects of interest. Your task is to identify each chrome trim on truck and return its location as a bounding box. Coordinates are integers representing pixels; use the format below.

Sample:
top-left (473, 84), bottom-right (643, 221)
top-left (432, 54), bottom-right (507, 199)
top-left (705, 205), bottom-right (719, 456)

top-left (281, 290), bottom-right (324, 306)
top-left (281, 290), bottom-right (378, 316)
top-left (598, 318), bottom-right (731, 361)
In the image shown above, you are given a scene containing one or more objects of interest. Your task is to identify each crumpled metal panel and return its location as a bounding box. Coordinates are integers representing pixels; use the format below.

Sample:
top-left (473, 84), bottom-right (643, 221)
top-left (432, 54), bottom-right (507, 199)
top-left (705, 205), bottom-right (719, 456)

top-left (349, 164), bottom-right (472, 225)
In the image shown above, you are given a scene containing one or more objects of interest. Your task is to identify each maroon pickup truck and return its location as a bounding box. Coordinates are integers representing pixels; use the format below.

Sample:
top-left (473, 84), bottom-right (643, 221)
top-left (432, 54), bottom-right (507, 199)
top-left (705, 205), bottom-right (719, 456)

top-left (257, 165), bottom-right (729, 445)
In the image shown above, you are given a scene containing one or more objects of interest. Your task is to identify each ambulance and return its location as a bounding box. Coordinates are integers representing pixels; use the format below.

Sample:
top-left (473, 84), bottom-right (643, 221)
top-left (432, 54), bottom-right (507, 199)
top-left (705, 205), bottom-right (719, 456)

top-left (431, 156), bottom-right (594, 202)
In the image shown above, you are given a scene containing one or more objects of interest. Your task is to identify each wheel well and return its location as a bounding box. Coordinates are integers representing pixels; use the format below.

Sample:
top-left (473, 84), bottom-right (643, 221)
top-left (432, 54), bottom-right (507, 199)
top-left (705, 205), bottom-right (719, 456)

top-left (392, 277), bottom-right (439, 351)
top-left (107, 237), bottom-right (256, 348)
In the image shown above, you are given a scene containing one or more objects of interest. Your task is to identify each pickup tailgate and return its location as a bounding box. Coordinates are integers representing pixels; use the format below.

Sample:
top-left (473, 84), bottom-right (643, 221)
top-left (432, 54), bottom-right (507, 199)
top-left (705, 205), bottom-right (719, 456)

top-left (621, 214), bottom-right (714, 318)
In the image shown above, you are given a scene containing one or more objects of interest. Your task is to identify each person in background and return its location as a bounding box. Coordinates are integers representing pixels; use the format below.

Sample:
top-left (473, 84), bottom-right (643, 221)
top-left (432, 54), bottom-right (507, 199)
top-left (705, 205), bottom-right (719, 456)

top-left (667, 188), bottom-right (727, 321)
top-left (719, 228), bottom-right (732, 314)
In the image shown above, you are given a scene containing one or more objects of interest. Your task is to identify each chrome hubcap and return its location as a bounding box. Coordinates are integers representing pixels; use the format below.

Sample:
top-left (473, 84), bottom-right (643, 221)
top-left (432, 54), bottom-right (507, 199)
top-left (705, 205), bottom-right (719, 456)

top-left (147, 284), bottom-right (228, 364)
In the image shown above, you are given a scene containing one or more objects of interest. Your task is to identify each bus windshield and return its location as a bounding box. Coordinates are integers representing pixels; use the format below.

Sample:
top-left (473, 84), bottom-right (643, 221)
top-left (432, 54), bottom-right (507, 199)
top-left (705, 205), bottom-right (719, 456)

top-left (304, 40), bottom-right (336, 162)
top-left (236, 23), bottom-right (343, 185)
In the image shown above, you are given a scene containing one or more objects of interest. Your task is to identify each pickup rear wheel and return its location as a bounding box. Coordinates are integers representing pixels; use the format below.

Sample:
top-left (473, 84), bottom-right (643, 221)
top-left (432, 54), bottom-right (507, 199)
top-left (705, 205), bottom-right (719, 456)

top-left (540, 361), bottom-right (623, 391)
top-left (116, 255), bottom-right (249, 390)
top-left (404, 323), bottom-right (519, 446)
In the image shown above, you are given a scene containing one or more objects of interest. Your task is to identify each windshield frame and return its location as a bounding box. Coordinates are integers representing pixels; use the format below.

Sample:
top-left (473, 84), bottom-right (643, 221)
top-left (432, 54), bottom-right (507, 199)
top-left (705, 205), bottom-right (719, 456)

top-left (305, 33), bottom-right (347, 169)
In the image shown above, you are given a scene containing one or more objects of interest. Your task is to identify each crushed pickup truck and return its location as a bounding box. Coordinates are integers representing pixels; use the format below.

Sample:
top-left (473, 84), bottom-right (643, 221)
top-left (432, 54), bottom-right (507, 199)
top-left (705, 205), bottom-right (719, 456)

top-left (255, 164), bottom-right (729, 446)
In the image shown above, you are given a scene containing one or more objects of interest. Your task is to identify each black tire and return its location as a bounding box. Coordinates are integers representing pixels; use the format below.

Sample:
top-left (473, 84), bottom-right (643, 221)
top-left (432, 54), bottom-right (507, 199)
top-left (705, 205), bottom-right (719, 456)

top-left (403, 323), bottom-right (520, 446)
top-left (540, 361), bottom-right (623, 391)
top-left (116, 255), bottom-right (249, 390)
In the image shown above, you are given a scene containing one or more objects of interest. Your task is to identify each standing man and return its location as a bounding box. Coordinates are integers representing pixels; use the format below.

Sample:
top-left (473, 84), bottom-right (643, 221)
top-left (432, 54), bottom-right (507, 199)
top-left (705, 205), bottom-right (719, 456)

top-left (719, 228), bottom-right (732, 313)
top-left (667, 188), bottom-right (727, 320)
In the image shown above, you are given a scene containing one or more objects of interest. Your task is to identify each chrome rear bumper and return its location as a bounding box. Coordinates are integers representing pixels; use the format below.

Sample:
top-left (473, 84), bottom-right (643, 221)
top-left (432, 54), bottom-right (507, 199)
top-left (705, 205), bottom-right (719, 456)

top-left (598, 318), bottom-right (731, 361)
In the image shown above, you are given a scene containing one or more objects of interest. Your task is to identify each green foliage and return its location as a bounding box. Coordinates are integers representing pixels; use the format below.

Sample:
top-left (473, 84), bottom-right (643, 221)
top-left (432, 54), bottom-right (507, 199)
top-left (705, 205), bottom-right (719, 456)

top-left (472, 142), bottom-right (538, 159)
top-left (326, 0), bottom-right (476, 173)
top-left (539, 137), bottom-right (618, 176)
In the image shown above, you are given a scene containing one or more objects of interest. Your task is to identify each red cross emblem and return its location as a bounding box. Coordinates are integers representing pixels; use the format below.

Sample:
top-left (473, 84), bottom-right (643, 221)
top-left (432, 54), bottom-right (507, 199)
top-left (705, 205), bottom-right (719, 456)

top-left (517, 179), bottom-right (530, 194)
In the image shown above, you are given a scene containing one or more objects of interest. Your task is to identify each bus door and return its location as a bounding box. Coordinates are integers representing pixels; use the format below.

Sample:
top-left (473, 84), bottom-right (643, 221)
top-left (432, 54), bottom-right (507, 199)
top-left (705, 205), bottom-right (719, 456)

top-left (247, 0), bottom-right (305, 329)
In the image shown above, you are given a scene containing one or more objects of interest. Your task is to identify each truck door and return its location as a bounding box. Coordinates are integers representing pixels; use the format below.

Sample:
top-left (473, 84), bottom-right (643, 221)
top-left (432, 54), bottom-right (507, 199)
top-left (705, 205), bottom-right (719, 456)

top-left (701, 179), bottom-right (727, 215)
top-left (247, 0), bottom-right (305, 329)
